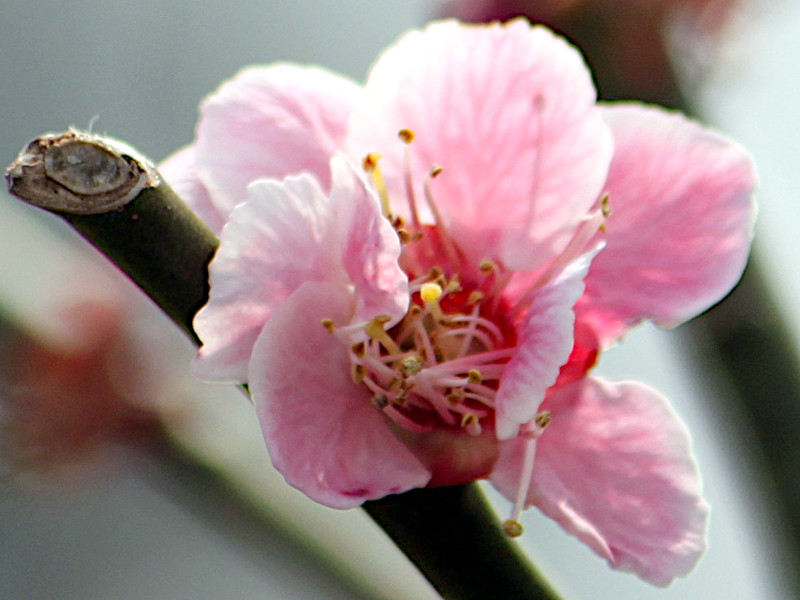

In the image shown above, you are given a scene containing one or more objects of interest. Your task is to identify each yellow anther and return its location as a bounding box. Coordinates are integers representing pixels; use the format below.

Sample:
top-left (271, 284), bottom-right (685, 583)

top-left (363, 152), bottom-right (380, 172)
top-left (400, 355), bottom-right (423, 376)
top-left (448, 388), bottom-right (466, 405)
top-left (599, 194), bottom-right (611, 232)
top-left (398, 128), bottom-right (415, 144)
top-left (445, 275), bottom-right (462, 294)
top-left (479, 259), bottom-right (495, 274)
top-left (351, 363), bottom-right (366, 384)
top-left (468, 290), bottom-right (485, 305)
top-left (430, 165), bottom-right (443, 178)
top-left (321, 318), bottom-right (336, 333)
top-left (535, 410), bottom-right (552, 429)
top-left (351, 341), bottom-right (366, 358)
top-left (502, 519), bottom-right (524, 538)
top-left (397, 229), bottom-right (413, 244)
top-left (461, 412), bottom-right (479, 428)
top-left (601, 194), bottom-right (611, 218)
top-left (363, 152), bottom-right (392, 218)
top-left (467, 369), bottom-right (483, 384)
top-left (365, 316), bottom-right (402, 356)
top-left (408, 304), bottom-right (423, 317)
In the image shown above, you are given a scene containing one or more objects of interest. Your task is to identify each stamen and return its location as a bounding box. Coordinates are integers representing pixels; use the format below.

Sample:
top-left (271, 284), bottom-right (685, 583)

top-left (365, 315), bottom-right (402, 356)
top-left (363, 152), bottom-right (392, 218)
top-left (505, 413), bottom-right (552, 537)
top-left (400, 355), bottom-right (423, 376)
top-left (460, 412), bottom-right (482, 435)
top-left (502, 520), bottom-right (524, 538)
top-left (321, 318), bottom-right (336, 333)
top-left (398, 128), bottom-right (421, 228)
top-left (398, 128), bottom-right (415, 143)
top-left (351, 363), bottom-right (366, 384)
top-left (423, 166), bottom-right (461, 265)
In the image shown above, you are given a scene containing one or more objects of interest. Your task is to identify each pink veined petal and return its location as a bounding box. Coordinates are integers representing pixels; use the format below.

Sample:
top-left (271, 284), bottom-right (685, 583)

top-left (347, 19), bottom-right (613, 272)
top-left (577, 103), bottom-right (757, 348)
top-left (495, 249), bottom-right (595, 440)
top-left (192, 157), bottom-right (406, 382)
top-left (492, 377), bottom-right (709, 586)
top-left (327, 156), bottom-right (409, 326)
top-left (159, 146), bottom-right (226, 234)
top-left (195, 64), bottom-right (360, 220)
top-left (250, 281), bottom-right (431, 508)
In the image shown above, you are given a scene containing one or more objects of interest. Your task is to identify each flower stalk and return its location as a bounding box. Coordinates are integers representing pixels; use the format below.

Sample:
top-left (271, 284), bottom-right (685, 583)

top-left (5, 130), bottom-right (563, 600)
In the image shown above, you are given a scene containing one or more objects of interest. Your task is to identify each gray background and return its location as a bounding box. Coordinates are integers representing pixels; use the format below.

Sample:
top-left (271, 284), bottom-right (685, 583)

top-left (1, 1), bottom-right (797, 599)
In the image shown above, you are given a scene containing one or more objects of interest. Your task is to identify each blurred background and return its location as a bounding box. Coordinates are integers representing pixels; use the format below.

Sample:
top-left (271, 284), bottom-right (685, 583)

top-left (0, 1), bottom-right (796, 598)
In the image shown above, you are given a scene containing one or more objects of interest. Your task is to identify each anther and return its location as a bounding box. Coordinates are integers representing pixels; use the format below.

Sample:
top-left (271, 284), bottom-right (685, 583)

top-left (479, 259), bottom-right (495, 274)
top-left (351, 341), bottom-right (366, 358)
top-left (351, 364), bottom-right (366, 384)
top-left (448, 388), bottom-right (466, 405)
top-left (467, 291), bottom-right (484, 305)
top-left (371, 394), bottom-right (389, 408)
top-left (400, 355), bottom-right (423, 376)
top-left (460, 412), bottom-right (481, 434)
top-left (534, 410), bottom-right (551, 429)
top-left (444, 275), bottom-right (461, 294)
top-left (365, 316), bottom-right (402, 356)
top-left (430, 165), bottom-right (443, 178)
top-left (502, 519), bottom-right (524, 538)
top-left (467, 369), bottom-right (483, 384)
top-left (363, 152), bottom-right (392, 218)
top-left (321, 318), bottom-right (336, 333)
top-left (398, 128), bottom-right (415, 144)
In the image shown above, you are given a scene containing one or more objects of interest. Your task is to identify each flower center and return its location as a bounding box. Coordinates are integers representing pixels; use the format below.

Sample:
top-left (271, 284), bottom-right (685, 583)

top-left (352, 130), bottom-right (517, 436)
top-left (354, 268), bottom-right (515, 436)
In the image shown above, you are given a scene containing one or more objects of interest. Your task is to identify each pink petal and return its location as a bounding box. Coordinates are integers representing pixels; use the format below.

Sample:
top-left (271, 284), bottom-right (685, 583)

top-left (159, 146), bottom-right (226, 234)
top-left (492, 377), bottom-right (709, 586)
top-left (495, 250), bottom-right (594, 440)
top-left (192, 157), bottom-right (406, 382)
top-left (347, 19), bottom-right (613, 272)
top-left (577, 103), bottom-right (756, 347)
top-left (250, 281), bottom-right (431, 508)
top-left (195, 64), bottom-right (360, 220)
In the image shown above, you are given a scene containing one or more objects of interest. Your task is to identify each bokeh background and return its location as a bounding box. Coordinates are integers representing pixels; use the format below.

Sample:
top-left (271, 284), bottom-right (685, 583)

top-left (1, 1), bottom-right (796, 598)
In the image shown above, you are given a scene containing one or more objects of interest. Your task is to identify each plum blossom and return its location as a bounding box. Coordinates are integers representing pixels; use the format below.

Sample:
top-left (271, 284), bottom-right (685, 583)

top-left (162, 19), bottom-right (756, 585)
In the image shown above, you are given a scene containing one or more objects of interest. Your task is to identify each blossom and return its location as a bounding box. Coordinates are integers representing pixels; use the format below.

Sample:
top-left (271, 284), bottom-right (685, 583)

top-left (162, 19), bottom-right (756, 585)
top-left (437, 0), bottom-right (742, 107)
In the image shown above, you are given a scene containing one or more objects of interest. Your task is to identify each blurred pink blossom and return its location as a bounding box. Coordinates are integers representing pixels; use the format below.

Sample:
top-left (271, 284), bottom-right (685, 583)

top-left (439, 0), bottom-right (742, 106)
top-left (162, 19), bottom-right (755, 585)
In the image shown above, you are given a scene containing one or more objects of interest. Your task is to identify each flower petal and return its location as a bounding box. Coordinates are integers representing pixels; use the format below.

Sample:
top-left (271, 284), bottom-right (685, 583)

top-left (495, 250), bottom-right (594, 439)
top-left (195, 64), bottom-right (360, 220)
top-left (347, 19), bottom-right (613, 272)
top-left (577, 103), bottom-right (757, 347)
top-left (192, 157), bottom-right (406, 382)
top-left (492, 377), bottom-right (709, 586)
top-left (159, 146), bottom-right (226, 234)
top-left (250, 281), bottom-right (431, 508)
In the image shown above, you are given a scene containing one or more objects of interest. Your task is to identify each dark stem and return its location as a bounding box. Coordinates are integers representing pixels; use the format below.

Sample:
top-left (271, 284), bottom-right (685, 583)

top-left (5, 131), bottom-right (562, 600)
top-left (365, 485), bottom-right (561, 600)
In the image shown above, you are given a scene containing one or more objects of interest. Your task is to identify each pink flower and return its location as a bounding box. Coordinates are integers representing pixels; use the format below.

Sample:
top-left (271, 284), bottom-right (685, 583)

top-left (162, 20), bottom-right (755, 585)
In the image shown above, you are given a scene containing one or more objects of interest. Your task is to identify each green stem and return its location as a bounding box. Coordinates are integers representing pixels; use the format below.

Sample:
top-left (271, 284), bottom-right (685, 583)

top-left (5, 130), bottom-right (563, 600)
